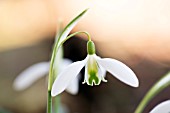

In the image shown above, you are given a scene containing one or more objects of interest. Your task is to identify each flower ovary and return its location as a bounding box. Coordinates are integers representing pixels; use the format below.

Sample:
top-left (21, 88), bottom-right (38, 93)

top-left (87, 41), bottom-right (95, 55)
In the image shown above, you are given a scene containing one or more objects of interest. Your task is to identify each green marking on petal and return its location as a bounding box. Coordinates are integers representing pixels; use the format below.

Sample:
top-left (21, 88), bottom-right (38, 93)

top-left (86, 55), bottom-right (102, 86)
top-left (88, 70), bottom-right (99, 85)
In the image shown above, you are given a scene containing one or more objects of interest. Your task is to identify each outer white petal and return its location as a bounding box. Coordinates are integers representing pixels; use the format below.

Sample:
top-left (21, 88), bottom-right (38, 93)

top-left (13, 62), bottom-right (50, 90)
top-left (150, 100), bottom-right (170, 113)
top-left (95, 56), bottom-right (139, 87)
top-left (65, 77), bottom-right (79, 95)
top-left (51, 57), bottom-right (88, 96)
top-left (60, 59), bottom-right (73, 70)
top-left (61, 59), bottom-right (79, 95)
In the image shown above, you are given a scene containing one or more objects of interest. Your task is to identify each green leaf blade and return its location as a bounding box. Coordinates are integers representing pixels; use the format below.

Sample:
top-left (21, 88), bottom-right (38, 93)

top-left (57, 9), bottom-right (88, 47)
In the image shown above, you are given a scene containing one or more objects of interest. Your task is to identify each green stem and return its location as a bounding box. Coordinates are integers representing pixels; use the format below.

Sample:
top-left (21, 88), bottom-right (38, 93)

top-left (53, 47), bottom-right (63, 113)
top-left (61, 31), bottom-right (91, 47)
top-left (47, 90), bottom-right (52, 113)
top-left (134, 72), bottom-right (170, 113)
top-left (54, 96), bottom-right (60, 113)
top-left (47, 59), bottom-right (55, 113)
top-left (47, 34), bottom-right (61, 113)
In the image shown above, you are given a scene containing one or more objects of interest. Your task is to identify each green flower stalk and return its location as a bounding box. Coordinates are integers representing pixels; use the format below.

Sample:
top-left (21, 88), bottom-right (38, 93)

top-left (135, 72), bottom-right (170, 113)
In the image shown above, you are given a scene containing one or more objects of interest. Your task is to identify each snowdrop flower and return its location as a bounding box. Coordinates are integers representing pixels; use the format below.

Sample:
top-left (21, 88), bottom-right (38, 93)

top-left (150, 100), bottom-right (170, 113)
top-left (13, 48), bottom-right (79, 95)
top-left (51, 40), bottom-right (139, 96)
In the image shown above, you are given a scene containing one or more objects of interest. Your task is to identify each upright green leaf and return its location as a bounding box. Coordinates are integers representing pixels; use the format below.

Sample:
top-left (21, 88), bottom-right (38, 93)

top-left (48, 8), bottom-right (88, 90)
top-left (47, 8), bottom-right (88, 113)
top-left (56, 9), bottom-right (88, 48)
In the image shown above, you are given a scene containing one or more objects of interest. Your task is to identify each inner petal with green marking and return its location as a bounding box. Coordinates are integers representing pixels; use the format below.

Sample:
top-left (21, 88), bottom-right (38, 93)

top-left (87, 55), bottom-right (101, 86)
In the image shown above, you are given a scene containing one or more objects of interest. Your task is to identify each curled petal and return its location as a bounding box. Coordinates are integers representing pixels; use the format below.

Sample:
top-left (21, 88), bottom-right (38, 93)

top-left (150, 100), bottom-right (170, 113)
top-left (96, 57), bottom-right (139, 87)
top-left (13, 62), bottom-right (49, 90)
top-left (51, 57), bottom-right (88, 96)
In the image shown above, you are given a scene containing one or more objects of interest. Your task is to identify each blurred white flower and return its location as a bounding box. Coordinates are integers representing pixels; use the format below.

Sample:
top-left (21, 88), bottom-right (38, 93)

top-left (150, 100), bottom-right (170, 113)
top-left (13, 58), bottom-right (79, 95)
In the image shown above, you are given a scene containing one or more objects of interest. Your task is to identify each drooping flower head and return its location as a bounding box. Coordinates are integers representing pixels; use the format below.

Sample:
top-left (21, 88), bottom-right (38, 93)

top-left (51, 40), bottom-right (139, 96)
top-left (83, 40), bottom-right (107, 86)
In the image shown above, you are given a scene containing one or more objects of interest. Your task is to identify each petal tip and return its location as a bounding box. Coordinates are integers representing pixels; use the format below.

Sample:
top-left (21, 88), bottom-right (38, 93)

top-left (13, 79), bottom-right (26, 91)
top-left (131, 78), bottom-right (139, 87)
top-left (67, 90), bottom-right (78, 95)
top-left (13, 83), bottom-right (21, 91)
top-left (133, 82), bottom-right (139, 87)
top-left (51, 90), bottom-right (57, 97)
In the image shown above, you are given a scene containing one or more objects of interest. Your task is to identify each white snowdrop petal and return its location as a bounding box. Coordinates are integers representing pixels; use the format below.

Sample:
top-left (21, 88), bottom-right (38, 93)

top-left (13, 62), bottom-right (50, 90)
top-left (150, 100), bottom-right (170, 113)
top-left (96, 57), bottom-right (139, 87)
top-left (51, 57), bottom-right (88, 96)
top-left (65, 76), bottom-right (79, 95)
top-left (82, 64), bottom-right (90, 85)
top-left (98, 64), bottom-right (107, 82)
top-left (55, 58), bottom-right (73, 75)
top-left (100, 65), bottom-right (106, 78)
top-left (61, 59), bottom-right (73, 70)
top-left (62, 58), bottom-right (79, 95)
top-left (94, 55), bottom-right (106, 78)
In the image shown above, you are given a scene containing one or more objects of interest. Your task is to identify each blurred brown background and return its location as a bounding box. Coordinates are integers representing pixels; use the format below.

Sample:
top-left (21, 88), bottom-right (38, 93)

top-left (0, 37), bottom-right (169, 113)
top-left (0, 0), bottom-right (170, 113)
